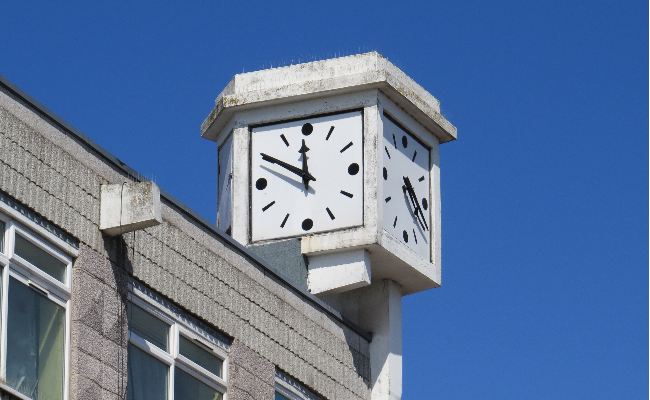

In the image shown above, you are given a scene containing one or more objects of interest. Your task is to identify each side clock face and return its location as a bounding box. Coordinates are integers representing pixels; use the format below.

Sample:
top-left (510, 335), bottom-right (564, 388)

top-left (382, 115), bottom-right (431, 260)
top-left (251, 111), bottom-right (363, 241)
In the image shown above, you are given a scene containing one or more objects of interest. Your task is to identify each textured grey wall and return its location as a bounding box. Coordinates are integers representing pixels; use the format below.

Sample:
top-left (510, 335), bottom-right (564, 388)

top-left (248, 239), bottom-right (308, 292)
top-left (0, 85), bottom-right (371, 399)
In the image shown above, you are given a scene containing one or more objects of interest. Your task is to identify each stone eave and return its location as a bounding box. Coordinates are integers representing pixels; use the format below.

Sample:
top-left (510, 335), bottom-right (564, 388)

top-left (201, 57), bottom-right (457, 144)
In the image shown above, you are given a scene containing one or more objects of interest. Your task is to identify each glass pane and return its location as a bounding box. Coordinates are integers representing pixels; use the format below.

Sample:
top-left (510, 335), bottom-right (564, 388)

top-left (0, 220), bottom-right (5, 253)
top-left (14, 235), bottom-right (66, 283)
top-left (6, 276), bottom-right (65, 400)
top-left (179, 335), bottom-right (223, 377)
top-left (275, 391), bottom-right (291, 400)
top-left (127, 344), bottom-right (169, 400)
top-left (174, 368), bottom-right (222, 400)
top-left (128, 302), bottom-right (170, 352)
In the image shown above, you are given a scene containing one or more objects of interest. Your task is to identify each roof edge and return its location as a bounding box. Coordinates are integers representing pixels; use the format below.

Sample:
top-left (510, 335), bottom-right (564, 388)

top-left (0, 72), bottom-right (373, 342)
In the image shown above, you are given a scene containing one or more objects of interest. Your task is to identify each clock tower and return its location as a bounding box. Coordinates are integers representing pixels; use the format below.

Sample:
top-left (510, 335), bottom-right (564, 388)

top-left (202, 53), bottom-right (456, 400)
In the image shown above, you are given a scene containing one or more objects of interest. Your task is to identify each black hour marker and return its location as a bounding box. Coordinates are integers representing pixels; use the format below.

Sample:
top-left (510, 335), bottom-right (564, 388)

top-left (340, 190), bottom-right (353, 198)
top-left (402, 230), bottom-right (408, 243)
top-left (383, 167), bottom-right (388, 180)
top-left (340, 142), bottom-right (353, 153)
top-left (326, 126), bottom-right (334, 140)
top-left (280, 134), bottom-right (290, 147)
top-left (302, 123), bottom-right (313, 136)
top-left (385, 146), bottom-right (391, 159)
top-left (393, 216), bottom-right (397, 228)
top-left (326, 208), bottom-right (335, 220)
top-left (385, 197), bottom-right (391, 202)
top-left (411, 150), bottom-right (417, 162)
top-left (413, 229), bottom-right (418, 244)
top-left (262, 201), bottom-right (275, 211)
top-left (402, 135), bottom-right (408, 148)
top-left (422, 198), bottom-right (428, 210)
top-left (281, 213), bottom-right (290, 227)
top-left (392, 134), bottom-right (397, 147)
top-left (255, 178), bottom-right (267, 190)
top-left (348, 163), bottom-right (359, 175)
top-left (418, 176), bottom-right (425, 182)
top-left (302, 218), bottom-right (313, 231)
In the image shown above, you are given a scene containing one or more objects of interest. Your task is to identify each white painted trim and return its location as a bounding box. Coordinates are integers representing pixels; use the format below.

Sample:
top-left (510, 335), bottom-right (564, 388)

top-left (128, 289), bottom-right (229, 399)
top-left (0, 381), bottom-right (33, 400)
top-left (0, 215), bottom-right (72, 400)
top-left (0, 202), bottom-right (78, 257)
top-left (11, 223), bottom-right (72, 292)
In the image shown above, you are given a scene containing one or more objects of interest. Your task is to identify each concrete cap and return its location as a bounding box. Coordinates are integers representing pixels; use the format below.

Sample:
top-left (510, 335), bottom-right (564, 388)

top-left (201, 52), bottom-right (456, 143)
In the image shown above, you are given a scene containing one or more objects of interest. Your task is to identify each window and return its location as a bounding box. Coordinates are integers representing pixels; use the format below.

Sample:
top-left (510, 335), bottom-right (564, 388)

top-left (127, 288), bottom-right (228, 400)
top-left (0, 213), bottom-right (73, 400)
top-left (275, 370), bottom-right (322, 400)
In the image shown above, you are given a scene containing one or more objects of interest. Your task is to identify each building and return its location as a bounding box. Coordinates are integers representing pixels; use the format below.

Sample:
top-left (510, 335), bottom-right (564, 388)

top-left (0, 53), bottom-right (455, 400)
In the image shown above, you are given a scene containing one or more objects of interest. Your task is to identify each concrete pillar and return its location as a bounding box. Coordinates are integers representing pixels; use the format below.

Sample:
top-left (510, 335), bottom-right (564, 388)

top-left (322, 279), bottom-right (402, 400)
top-left (359, 279), bottom-right (402, 400)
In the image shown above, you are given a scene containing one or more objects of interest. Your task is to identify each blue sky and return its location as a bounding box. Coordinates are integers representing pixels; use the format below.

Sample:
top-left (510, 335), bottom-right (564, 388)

top-left (1, 0), bottom-right (646, 398)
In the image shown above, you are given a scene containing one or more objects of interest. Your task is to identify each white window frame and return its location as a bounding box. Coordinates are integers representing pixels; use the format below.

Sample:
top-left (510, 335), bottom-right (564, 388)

top-left (275, 371), bottom-right (322, 400)
top-left (0, 212), bottom-right (73, 400)
top-left (128, 287), bottom-right (229, 400)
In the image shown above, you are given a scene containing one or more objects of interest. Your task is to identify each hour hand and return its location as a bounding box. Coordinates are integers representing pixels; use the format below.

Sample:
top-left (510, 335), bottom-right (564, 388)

top-left (402, 176), bottom-right (429, 231)
top-left (260, 153), bottom-right (316, 182)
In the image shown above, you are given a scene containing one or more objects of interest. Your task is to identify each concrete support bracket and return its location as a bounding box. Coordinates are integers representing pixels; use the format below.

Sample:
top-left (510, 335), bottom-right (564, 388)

top-left (100, 182), bottom-right (162, 236)
top-left (307, 249), bottom-right (371, 295)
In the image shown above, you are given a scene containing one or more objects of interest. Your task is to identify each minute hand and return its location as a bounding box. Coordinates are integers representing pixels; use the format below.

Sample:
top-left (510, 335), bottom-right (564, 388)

top-left (403, 176), bottom-right (429, 231)
top-left (260, 153), bottom-right (316, 182)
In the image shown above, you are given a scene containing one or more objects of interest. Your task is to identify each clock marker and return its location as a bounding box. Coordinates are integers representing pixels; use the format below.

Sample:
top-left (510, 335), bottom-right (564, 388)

top-left (402, 230), bottom-right (409, 243)
top-left (402, 135), bottom-right (408, 148)
top-left (302, 123), bottom-right (313, 136)
top-left (262, 201), bottom-right (275, 211)
top-left (340, 190), bottom-right (353, 198)
top-left (418, 176), bottom-right (425, 182)
top-left (385, 196), bottom-right (391, 202)
top-left (413, 229), bottom-right (418, 244)
top-left (280, 134), bottom-right (290, 147)
top-left (348, 163), bottom-right (359, 175)
top-left (326, 126), bottom-right (334, 140)
top-left (302, 218), bottom-right (313, 231)
top-left (340, 142), bottom-right (353, 153)
top-left (383, 167), bottom-right (388, 180)
top-left (255, 178), bottom-right (267, 190)
top-left (392, 134), bottom-right (397, 148)
top-left (384, 146), bottom-right (391, 159)
top-left (411, 150), bottom-right (417, 162)
top-left (422, 198), bottom-right (428, 210)
top-left (326, 208), bottom-right (335, 220)
top-left (280, 213), bottom-right (290, 228)
top-left (393, 216), bottom-right (397, 228)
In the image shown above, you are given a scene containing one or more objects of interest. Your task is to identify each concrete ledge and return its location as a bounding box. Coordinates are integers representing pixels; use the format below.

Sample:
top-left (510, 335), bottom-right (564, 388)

top-left (308, 249), bottom-right (371, 295)
top-left (100, 182), bottom-right (162, 236)
top-left (201, 52), bottom-right (456, 144)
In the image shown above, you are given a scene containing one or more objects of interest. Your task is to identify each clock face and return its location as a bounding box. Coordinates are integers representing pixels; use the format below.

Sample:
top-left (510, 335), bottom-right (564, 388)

top-left (382, 115), bottom-right (431, 260)
top-left (251, 111), bottom-right (363, 242)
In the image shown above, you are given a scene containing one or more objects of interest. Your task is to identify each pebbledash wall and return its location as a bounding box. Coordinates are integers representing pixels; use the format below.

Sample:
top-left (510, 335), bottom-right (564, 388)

top-left (0, 73), bottom-right (371, 400)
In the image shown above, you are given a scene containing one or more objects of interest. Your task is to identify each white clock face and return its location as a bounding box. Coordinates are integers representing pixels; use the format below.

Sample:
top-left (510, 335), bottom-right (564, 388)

top-left (251, 111), bottom-right (363, 242)
top-left (382, 115), bottom-right (431, 261)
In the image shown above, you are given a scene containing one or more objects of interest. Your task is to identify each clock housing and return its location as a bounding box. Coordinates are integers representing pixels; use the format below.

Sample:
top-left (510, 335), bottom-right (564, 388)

top-left (203, 53), bottom-right (456, 295)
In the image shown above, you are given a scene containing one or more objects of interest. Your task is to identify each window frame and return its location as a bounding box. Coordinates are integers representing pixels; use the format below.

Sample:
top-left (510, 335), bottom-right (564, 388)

top-left (275, 371), bottom-right (322, 400)
top-left (0, 212), bottom-right (73, 400)
top-left (128, 287), bottom-right (229, 400)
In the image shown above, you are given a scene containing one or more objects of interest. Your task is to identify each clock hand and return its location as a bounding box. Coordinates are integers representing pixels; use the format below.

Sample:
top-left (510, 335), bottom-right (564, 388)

top-left (260, 153), bottom-right (316, 183)
top-left (298, 139), bottom-right (312, 190)
top-left (403, 176), bottom-right (429, 231)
